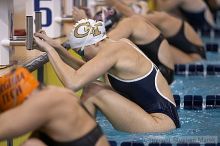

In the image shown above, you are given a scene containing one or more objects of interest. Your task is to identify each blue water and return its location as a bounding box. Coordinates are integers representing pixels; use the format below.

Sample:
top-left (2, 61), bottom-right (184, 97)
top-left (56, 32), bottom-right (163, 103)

top-left (206, 52), bottom-right (220, 62)
top-left (96, 75), bottom-right (220, 144)
top-left (171, 76), bottom-right (220, 96)
top-left (97, 109), bottom-right (220, 144)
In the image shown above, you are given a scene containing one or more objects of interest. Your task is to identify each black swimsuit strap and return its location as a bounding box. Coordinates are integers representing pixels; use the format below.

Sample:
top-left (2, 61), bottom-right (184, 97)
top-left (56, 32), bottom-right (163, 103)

top-left (179, 21), bottom-right (203, 48)
top-left (136, 33), bottom-right (164, 66)
top-left (167, 21), bottom-right (206, 59)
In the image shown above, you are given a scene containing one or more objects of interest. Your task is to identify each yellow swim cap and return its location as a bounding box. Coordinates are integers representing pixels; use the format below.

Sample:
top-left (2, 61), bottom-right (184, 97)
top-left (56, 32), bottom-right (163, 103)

top-left (0, 67), bottom-right (39, 112)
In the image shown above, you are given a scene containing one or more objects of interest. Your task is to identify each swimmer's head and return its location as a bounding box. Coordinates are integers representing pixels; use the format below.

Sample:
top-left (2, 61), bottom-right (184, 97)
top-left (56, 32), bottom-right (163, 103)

top-left (68, 19), bottom-right (107, 56)
top-left (0, 67), bottom-right (39, 112)
top-left (94, 7), bottom-right (121, 32)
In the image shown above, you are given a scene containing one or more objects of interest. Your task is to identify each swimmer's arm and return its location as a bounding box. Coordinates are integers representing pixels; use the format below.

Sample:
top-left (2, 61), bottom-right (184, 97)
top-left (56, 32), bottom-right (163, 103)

top-left (34, 35), bottom-right (82, 88)
top-left (34, 32), bottom-right (85, 69)
top-left (108, 18), bottom-right (133, 40)
top-left (48, 45), bottom-right (116, 91)
top-left (53, 44), bottom-right (85, 69)
top-left (45, 47), bottom-right (82, 90)
top-left (35, 33), bottom-right (116, 91)
top-left (67, 46), bottom-right (117, 91)
top-left (106, 0), bottom-right (135, 17)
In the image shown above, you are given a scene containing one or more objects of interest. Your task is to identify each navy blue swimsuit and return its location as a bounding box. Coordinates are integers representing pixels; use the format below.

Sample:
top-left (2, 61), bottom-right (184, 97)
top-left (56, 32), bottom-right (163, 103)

top-left (108, 41), bottom-right (180, 128)
top-left (136, 34), bottom-right (174, 84)
top-left (167, 21), bottom-right (206, 59)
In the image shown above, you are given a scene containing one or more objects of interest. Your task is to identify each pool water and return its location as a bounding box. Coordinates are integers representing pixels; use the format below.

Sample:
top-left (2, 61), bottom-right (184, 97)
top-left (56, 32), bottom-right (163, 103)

top-left (171, 76), bottom-right (220, 96)
top-left (206, 52), bottom-right (220, 62)
top-left (97, 109), bottom-right (220, 144)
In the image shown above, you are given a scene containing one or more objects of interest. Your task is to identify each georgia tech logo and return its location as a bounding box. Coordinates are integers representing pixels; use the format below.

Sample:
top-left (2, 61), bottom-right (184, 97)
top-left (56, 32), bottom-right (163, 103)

top-left (74, 22), bottom-right (103, 38)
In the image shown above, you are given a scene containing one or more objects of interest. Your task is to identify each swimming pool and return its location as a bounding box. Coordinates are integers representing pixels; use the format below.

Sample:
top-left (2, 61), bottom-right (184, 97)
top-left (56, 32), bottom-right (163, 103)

top-left (97, 75), bottom-right (220, 145)
top-left (98, 110), bottom-right (220, 144)
top-left (206, 52), bottom-right (220, 62)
